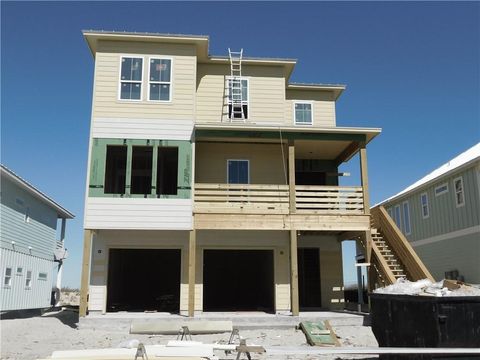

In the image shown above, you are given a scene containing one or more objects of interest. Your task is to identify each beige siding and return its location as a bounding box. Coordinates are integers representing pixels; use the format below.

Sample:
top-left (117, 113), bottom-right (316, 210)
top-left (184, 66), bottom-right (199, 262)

top-left (92, 40), bottom-right (196, 121)
top-left (286, 89), bottom-right (336, 127)
top-left (195, 142), bottom-right (288, 184)
top-left (196, 64), bottom-right (286, 124)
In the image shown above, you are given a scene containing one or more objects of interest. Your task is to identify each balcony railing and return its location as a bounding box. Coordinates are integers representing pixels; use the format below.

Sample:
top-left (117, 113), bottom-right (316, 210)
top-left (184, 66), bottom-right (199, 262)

top-left (194, 183), bottom-right (364, 215)
top-left (194, 183), bottom-right (290, 214)
top-left (295, 185), bottom-right (364, 214)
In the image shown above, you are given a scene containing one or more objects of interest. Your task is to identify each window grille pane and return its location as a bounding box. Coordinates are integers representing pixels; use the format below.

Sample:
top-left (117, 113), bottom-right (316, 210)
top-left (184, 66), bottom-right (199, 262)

top-left (150, 59), bottom-right (171, 82)
top-left (121, 58), bottom-right (142, 81)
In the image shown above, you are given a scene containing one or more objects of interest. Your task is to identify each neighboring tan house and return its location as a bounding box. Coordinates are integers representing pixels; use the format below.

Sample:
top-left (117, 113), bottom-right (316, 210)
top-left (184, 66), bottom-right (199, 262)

top-left (80, 31), bottom-right (431, 317)
top-left (378, 143), bottom-right (480, 284)
top-left (0, 165), bottom-right (74, 312)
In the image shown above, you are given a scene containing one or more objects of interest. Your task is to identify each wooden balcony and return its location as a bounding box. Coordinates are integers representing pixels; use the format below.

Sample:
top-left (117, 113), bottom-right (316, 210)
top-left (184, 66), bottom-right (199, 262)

top-left (194, 183), bottom-right (370, 231)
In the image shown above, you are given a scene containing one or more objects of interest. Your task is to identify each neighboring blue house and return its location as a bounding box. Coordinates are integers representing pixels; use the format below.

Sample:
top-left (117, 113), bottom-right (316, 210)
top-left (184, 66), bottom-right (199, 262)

top-left (1, 165), bottom-right (74, 312)
top-left (378, 143), bottom-right (480, 284)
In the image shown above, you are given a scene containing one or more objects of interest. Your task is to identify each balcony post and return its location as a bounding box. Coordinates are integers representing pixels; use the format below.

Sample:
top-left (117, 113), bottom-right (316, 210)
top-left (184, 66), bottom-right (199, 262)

top-left (188, 228), bottom-right (196, 317)
top-left (290, 229), bottom-right (299, 316)
top-left (359, 143), bottom-right (372, 263)
top-left (79, 230), bottom-right (93, 317)
top-left (288, 140), bottom-right (296, 214)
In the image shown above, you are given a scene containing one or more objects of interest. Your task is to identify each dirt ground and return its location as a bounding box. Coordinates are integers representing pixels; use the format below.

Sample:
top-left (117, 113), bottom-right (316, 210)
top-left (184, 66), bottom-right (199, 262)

top-left (1, 308), bottom-right (378, 360)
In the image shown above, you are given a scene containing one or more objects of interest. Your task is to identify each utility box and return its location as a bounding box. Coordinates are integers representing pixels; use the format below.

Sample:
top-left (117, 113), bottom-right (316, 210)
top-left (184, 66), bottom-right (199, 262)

top-left (370, 293), bottom-right (480, 359)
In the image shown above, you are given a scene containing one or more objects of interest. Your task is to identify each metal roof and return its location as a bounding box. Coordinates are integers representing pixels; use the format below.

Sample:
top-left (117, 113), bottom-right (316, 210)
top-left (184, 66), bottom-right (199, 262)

top-left (378, 142), bottom-right (480, 206)
top-left (0, 164), bottom-right (75, 219)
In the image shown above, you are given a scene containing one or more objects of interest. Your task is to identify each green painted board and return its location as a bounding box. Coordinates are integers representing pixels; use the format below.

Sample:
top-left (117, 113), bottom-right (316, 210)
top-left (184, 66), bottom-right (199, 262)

top-left (299, 321), bottom-right (338, 346)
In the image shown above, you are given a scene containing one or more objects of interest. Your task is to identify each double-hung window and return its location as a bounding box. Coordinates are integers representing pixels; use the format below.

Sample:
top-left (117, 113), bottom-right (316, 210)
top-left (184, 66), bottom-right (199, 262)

top-left (394, 205), bottom-right (402, 230)
top-left (420, 193), bottom-right (429, 219)
top-left (402, 201), bottom-right (411, 235)
top-left (38, 272), bottom-right (47, 281)
top-left (149, 58), bottom-right (172, 101)
top-left (435, 183), bottom-right (448, 196)
top-left (4, 267), bottom-right (12, 287)
top-left (120, 57), bottom-right (143, 100)
top-left (454, 177), bottom-right (465, 207)
top-left (227, 160), bottom-right (249, 184)
top-left (294, 102), bottom-right (313, 125)
top-left (227, 78), bottom-right (249, 119)
top-left (26, 270), bottom-right (32, 288)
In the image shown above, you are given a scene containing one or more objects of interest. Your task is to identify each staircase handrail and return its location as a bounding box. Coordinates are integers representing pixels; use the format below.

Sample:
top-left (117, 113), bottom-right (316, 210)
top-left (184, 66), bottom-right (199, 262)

top-left (371, 205), bottom-right (434, 282)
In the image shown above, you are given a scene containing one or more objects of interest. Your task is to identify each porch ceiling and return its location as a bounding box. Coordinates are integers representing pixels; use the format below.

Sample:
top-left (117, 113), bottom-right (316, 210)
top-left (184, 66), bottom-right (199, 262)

top-left (294, 140), bottom-right (351, 160)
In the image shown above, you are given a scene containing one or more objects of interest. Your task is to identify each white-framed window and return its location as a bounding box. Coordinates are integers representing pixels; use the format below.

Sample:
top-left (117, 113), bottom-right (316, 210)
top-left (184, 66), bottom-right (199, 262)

top-left (227, 77), bottom-right (249, 120)
top-left (227, 159), bottom-right (250, 184)
top-left (119, 56), bottom-right (143, 100)
top-left (294, 102), bottom-right (313, 125)
top-left (402, 201), bottom-right (411, 235)
top-left (420, 192), bottom-right (429, 219)
top-left (4, 267), bottom-right (12, 287)
top-left (435, 183), bottom-right (448, 196)
top-left (24, 207), bottom-right (30, 223)
top-left (38, 272), bottom-right (48, 281)
top-left (25, 270), bottom-right (32, 289)
top-left (394, 205), bottom-right (402, 229)
top-left (16, 267), bottom-right (23, 276)
top-left (148, 58), bottom-right (172, 101)
top-left (453, 177), bottom-right (465, 207)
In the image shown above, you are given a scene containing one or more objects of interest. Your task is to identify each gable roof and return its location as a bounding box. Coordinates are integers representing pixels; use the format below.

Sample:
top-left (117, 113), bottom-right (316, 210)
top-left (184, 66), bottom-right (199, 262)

top-left (379, 142), bottom-right (480, 205)
top-left (0, 165), bottom-right (75, 219)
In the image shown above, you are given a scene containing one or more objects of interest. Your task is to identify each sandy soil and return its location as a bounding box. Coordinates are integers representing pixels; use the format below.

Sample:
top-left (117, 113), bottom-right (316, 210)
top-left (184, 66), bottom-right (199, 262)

top-left (1, 308), bottom-right (378, 360)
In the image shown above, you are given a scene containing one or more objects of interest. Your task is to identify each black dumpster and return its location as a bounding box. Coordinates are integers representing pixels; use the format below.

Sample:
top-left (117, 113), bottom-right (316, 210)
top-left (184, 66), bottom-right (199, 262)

top-left (370, 293), bottom-right (480, 360)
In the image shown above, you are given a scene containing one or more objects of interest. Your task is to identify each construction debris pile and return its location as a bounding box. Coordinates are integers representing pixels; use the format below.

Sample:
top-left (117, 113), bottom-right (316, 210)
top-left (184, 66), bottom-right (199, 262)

top-left (374, 278), bottom-right (480, 297)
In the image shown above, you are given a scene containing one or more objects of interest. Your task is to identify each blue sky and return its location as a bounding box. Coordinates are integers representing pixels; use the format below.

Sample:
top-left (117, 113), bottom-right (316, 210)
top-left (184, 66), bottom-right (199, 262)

top-left (1, 2), bottom-right (479, 288)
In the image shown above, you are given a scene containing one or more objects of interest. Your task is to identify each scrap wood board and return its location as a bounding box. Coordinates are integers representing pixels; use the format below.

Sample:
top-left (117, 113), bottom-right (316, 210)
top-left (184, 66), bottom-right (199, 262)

top-left (299, 321), bottom-right (340, 347)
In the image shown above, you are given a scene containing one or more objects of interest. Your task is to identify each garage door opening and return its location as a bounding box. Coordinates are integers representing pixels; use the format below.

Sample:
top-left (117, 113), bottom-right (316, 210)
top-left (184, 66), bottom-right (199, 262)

top-left (107, 249), bottom-right (181, 313)
top-left (203, 250), bottom-right (274, 312)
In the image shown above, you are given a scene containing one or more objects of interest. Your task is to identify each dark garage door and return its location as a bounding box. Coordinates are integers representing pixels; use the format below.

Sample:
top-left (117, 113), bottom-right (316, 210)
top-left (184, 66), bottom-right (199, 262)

top-left (203, 250), bottom-right (274, 312)
top-left (107, 248), bottom-right (181, 312)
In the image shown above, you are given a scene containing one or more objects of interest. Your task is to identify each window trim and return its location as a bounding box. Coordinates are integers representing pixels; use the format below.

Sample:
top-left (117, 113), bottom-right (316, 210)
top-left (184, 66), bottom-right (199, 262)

top-left (147, 56), bottom-right (173, 103)
top-left (38, 272), bottom-right (48, 281)
top-left (420, 192), bottom-right (429, 219)
top-left (227, 159), bottom-right (250, 184)
top-left (435, 182), bottom-right (449, 197)
top-left (4, 267), bottom-right (12, 287)
top-left (25, 270), bottom-right (32, 289)
top-left (16, 267), bottom-right (23, 276)
top-left (293, 101), bottom-right (314, 126)
top-left (402, 201), bottom-right (411, 235)
top-left (226, 76), bottom-right (250, 121)
top-left (118, 55), bottom-right (144, 102)
top-left (453, 176), bottom-right (465, 208)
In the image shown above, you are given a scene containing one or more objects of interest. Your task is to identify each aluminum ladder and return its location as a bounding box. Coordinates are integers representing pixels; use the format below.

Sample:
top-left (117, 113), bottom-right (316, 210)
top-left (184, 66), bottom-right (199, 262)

top-left (228, 48), bottom-right (245, 120)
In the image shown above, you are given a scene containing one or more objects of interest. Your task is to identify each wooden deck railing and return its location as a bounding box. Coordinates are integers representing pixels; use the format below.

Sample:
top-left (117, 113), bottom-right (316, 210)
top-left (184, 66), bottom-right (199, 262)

top-left (194, 183), bottom-right (290, 214)
top-left (371, 205), bottom-right (434, 282)
top-left (194, 183), bottom-right (366, 216)
top-left (295, 185), bottom-right (364, 214)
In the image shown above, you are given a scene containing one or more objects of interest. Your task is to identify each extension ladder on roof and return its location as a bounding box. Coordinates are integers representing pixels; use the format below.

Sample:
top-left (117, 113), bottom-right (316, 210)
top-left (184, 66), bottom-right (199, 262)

top-left (228, 48), bottom-right (245, 120)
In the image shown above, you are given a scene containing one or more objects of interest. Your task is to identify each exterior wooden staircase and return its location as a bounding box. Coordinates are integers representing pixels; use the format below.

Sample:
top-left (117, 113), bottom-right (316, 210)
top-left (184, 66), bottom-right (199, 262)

top-left (360, 206), bottom-right (434, 289)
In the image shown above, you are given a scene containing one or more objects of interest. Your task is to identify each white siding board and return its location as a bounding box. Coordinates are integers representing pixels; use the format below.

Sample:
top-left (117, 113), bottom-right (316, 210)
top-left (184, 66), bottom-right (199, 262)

top-left (91, 118), bottom-right (193, 140)
top-left (84, 198), bottom-right (193, 230)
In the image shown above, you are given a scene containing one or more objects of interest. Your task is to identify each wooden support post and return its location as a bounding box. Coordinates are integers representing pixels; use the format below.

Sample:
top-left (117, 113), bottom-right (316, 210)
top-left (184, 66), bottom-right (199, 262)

top-left (359, 143), bottom-right (370, 215)
top-left (364, 230), bottom-right (373, 266)
top-left (288, 141), bottom-right (296, 214)
top-left (290, 230), bottom-right (299, 316)
top-left (79, 230), bottom-right (92, 318)
top-left (188, 229), bottom-right (196, 317)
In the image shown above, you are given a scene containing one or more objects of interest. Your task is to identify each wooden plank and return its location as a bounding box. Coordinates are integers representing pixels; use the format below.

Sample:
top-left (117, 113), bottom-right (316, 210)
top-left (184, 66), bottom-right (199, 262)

top-left (359, 144), bottom-right (370, 215)
top-left (290, 229), bottom-right (299, 316)
top-left (195, 183), bottom-right (289, 190)
top-left (296, 203), bottom-right (363, 209)
top-left (188, 229), bottom-right (196, 317)
top-left (299, 321), bottom-right (338, 346)
top-left (296, 185), bottom-right (363, 191)
top-left (335, 141), bottom-right (360, 166)
top-left (79, 230), bottom-right (92, 318)
top-left (195, 190), bottom-right (289, 196)
top-left (195, 196), bottom-right (289, 202)
top-left (288, 142), bottom-right (296, 214)
top-left (265, 347), bottom-right (480, 355)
